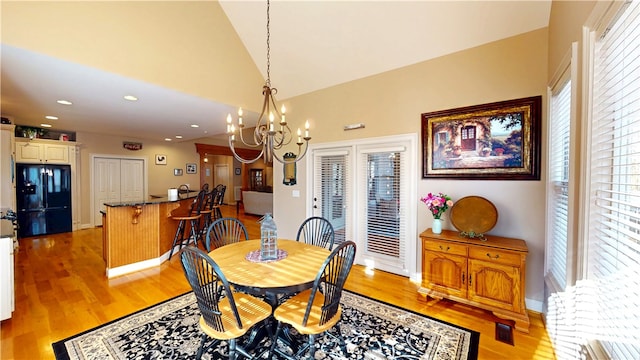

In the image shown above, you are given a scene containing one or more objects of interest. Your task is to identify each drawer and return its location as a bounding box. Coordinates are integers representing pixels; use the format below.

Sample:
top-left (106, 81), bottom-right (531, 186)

top-left (424, 240), bottom-right (467, 256)
top-left (469, 247), bottom-right (521, 266)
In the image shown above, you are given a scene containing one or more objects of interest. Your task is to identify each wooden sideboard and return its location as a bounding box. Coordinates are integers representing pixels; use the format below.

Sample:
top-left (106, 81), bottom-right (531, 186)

top-left (419, 229), bottom-right (530, 333)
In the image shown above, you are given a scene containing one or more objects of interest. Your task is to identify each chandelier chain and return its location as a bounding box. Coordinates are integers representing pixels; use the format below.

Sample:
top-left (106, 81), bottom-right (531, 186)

top-left (266, 0), bottom-right (271, 87)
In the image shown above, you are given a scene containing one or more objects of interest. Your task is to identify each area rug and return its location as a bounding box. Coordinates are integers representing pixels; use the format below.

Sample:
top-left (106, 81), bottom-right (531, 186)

top-left (53, 291), bottom-right (479, 360)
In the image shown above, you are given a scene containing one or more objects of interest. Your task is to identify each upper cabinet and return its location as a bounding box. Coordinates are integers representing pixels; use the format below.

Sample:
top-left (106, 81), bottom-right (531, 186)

top-left (15, 138), bottom-right (75, 164)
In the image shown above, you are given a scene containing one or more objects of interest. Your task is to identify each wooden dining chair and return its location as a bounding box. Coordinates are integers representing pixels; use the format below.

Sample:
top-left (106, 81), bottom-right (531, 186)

top-left (269, 241), bottom-right (356, 359)
top-left (180, 247), bottom-right (272, 360)
top-left (296, 216), bottom-right (335, 249)
top-left (205, 217), bottom-right (249, 252)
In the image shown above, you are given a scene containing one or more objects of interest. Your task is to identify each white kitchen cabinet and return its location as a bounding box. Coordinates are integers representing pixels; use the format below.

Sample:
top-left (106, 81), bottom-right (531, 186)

top-left (0, 236), bottom-right (14, 320)
top-left (15, 138), bottom-right (74, 164)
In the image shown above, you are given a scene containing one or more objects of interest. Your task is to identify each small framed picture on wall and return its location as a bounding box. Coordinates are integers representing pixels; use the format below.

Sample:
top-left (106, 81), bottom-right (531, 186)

top-left (155, 154), bottom-right (167, 165)
top-left (235, 168), bottom-right (241, 175)
top-left (186, 163), bottom-right (197, 174)
top-left (174, 168), bottom-right (183, 176)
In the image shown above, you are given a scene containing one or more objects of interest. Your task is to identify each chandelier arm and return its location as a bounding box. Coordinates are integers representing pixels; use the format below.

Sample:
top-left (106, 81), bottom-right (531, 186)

top-left (236, 126), bottom-right (267, 148)
top-left (229, 138), bottom-right (265, 164)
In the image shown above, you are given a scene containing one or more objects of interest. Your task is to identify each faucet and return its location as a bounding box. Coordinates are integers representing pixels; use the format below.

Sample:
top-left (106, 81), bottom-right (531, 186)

top-left (178, 184), bottom-right (190, 195)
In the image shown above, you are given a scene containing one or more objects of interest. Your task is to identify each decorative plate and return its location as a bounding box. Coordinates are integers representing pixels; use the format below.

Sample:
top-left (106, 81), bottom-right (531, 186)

top-left (450, 196), bottom-right (498, 235)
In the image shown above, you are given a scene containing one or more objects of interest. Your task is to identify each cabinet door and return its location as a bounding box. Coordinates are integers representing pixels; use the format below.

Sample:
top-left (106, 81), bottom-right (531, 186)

top-left (15, 142), bottom-right (42, 163)
top-left (423, 250), bottom-right (467, 299)
top-left (43, 144), bottom-right (69, 163)
top-left (468, 258), bottom-right (521, 312)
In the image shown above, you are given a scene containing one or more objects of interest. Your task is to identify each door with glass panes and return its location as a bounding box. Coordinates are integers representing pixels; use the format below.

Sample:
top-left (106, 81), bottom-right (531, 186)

top-left (311, 137), bottom-right (416, 276)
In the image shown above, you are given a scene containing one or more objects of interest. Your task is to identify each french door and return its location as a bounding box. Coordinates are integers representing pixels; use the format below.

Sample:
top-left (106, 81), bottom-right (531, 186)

top-left (310, 135), bottom-right (417, 277)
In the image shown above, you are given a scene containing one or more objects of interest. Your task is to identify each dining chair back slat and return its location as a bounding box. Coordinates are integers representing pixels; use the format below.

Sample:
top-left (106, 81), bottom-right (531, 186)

top-left (205, 217), bottom-right (249, 252)
top-left (296, 216), bottom-right (335, 249)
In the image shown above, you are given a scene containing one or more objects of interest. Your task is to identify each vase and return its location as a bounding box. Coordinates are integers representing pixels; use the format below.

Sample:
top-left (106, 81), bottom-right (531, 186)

top-left (432, 218), bottom-right (442, 234)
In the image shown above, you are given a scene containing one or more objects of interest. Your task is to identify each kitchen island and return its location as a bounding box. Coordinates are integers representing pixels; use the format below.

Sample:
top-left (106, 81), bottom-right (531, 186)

top-left (102, 192), bottom-right (198, 278)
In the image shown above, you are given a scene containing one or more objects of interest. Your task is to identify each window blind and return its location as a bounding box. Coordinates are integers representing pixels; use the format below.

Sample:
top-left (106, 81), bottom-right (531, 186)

top-left (314, 152), bottom-right (349, 245)
top-left (548, 78), bottom-right (572, 291)
top-left (588, 0), bottom-right (640, 357)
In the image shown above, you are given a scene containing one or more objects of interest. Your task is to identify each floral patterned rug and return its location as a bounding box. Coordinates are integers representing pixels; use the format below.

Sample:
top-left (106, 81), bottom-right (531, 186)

top-left (53, 291), bottom-right (479, 360)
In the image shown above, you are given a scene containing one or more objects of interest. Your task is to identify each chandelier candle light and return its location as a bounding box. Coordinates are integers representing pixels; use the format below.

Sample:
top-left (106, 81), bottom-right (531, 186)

top-left (226, 0), bottom-right (311, 164)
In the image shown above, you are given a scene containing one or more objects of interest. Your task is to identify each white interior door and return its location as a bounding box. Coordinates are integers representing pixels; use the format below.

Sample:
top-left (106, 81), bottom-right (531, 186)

top-left (93, 156), bottom-right (145, 226)
top-left (120, 159), bottom-right (144, 202)
top-left (94, 158), bottom-right (120, 226)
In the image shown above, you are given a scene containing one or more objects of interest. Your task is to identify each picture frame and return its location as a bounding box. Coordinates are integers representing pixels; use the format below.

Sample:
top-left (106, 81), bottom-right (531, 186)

top-left (155, 154), bottom-right (167, 165)
top-left (174, 168), bottom-right (183, 176)
top-left (186, 163), bottom-right (197, 174)
top-left (235, 168), bottom-right (241, 176)
top-left (421, 96), bottom-right (541, 180)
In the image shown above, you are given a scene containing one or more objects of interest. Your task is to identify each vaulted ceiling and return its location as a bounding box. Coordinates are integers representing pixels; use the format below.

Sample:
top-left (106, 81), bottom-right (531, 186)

top-left (0, 1), bottom-right (551, 142)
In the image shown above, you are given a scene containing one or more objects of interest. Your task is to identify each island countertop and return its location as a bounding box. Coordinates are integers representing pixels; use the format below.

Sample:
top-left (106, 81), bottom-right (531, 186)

top-left (104, 191), bottom-right (199, 207)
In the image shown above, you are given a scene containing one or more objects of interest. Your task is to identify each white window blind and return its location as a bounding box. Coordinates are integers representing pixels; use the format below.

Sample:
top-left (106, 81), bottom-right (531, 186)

top-left (360, 148), bottom-right (407, 273)
top-left (314, 151), bottom-right (349, 245)
top-left (588, 0), bottom-right (640, 357)
top-left (548, 78), bottom-right (572, 291)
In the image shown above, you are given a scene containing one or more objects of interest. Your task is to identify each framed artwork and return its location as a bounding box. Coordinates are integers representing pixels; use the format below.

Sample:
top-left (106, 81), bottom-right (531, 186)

top-left (235, 168), bottom-right (241, 176)
top-left (186, 163), bottom-right (197, 174)
top-left (155, 154), bottom-right (167, 165)
top-left (174, 168), bottom-right (183, 176)
top-left (421, 96), bottom-right (541, 180)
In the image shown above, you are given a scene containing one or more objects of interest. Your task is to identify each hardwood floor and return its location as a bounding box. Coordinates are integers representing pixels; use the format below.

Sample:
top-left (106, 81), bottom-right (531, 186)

top-left (0, 205), bottom-right (555, 359)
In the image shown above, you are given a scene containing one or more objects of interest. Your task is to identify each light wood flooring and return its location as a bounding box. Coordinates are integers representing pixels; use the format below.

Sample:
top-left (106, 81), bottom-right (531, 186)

top-left (0, 204), bottom-right (555, 359)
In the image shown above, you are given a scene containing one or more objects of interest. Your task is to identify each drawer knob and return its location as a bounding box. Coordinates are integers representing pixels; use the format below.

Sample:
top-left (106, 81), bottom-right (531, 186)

top-left (486, 253), bottom-right (500, 259)
top-left (439, 245), bottom-right (450, 251)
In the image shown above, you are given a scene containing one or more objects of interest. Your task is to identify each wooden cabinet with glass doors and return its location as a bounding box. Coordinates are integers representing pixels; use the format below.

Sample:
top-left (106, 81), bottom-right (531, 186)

top-left (419, 229), bottom-right (530, 333)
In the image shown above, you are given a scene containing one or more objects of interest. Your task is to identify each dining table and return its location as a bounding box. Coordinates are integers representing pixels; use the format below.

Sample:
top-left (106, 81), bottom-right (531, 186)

top-left (208, 239), bottom-right (331, 351)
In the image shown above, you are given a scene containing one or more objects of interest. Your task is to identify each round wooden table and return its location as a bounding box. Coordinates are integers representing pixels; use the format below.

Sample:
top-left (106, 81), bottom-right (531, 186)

top-left (208, 239), bottom-right (331, 295)
top-left (208, 239), bottom-right (331, 351)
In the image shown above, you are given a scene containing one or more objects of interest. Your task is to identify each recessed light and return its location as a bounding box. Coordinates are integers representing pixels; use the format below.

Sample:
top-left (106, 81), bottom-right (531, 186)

top-left (40, 124), bottom-right (52, 128)
top-left (175, 135), bottom-right (183, 139)
top-left (190, 124), bottom-right (199, 128)
top-left (164, 138), bottom-right (172, 141)
top-left (124, 95), bottom-right (138, 101)
top-left (45, 115), bottom-right (58, 120)
top-left (57, 100), bottom-right (72, 105)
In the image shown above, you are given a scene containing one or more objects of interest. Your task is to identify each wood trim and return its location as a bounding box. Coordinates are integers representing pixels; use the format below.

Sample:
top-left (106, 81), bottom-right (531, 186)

top-left (195, 143), bottom-right (260, 189)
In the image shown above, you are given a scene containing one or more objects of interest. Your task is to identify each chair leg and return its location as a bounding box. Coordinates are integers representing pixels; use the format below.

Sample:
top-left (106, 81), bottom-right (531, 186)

top-left (269, 322), bottom-right (283, 358)
top-left (307, 334), bottom-right (317, 358)
top-left (168, 219), bottom-right (186, 260)
top-left (196, 333), bottom-right (208, 360)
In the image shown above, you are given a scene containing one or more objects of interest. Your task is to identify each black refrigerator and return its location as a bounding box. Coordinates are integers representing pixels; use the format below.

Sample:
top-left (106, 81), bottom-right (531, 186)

top-left (16, 164), bottom-right (72, 237)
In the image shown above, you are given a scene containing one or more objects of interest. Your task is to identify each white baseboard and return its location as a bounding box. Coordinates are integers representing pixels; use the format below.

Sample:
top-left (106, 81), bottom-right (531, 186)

top-left (525, 298), bottom-right (543, 313)
top-left (104, 247), bottom-right (178, 279)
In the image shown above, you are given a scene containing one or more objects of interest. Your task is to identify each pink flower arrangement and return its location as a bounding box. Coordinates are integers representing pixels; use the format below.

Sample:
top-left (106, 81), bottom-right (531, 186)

top-left (420, 192), bottom-right (453, 219)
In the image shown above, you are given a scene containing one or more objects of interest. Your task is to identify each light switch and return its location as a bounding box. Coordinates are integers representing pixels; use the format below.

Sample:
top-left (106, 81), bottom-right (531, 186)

top-left (292, 190), bottom-right (300, 198)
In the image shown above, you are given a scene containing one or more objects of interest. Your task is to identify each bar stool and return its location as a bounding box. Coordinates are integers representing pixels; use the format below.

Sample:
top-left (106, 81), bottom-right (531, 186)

top-left (213, 184), bottom-right (226, 220)
top-left (198, 188), bottom-right (217, 239)
top-left (168, 190), bottom-right (207, 260)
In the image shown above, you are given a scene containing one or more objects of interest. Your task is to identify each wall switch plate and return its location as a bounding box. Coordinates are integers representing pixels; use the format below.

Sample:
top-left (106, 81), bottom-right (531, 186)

top-left (292, 190), bottom-right (300, 198)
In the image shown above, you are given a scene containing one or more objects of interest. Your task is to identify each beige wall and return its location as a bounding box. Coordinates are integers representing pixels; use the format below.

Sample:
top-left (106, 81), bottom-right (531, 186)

top-left (276, 28), bottom-right (549, 305)
top-left (77, 132), bottom-right (201, 227)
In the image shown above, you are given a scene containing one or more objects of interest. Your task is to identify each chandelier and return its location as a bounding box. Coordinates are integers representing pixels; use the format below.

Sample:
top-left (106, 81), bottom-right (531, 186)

top-left (226, 0), bottom-right (311, 164)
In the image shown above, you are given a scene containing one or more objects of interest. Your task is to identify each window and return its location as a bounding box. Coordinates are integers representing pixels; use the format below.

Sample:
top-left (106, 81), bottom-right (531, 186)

top-left (547, 77), bottom-right (572, 292)
top-left (586, 1), bottom-right (640, 357)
